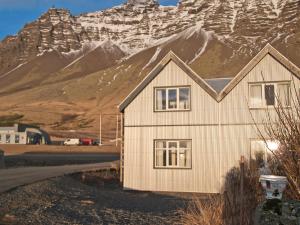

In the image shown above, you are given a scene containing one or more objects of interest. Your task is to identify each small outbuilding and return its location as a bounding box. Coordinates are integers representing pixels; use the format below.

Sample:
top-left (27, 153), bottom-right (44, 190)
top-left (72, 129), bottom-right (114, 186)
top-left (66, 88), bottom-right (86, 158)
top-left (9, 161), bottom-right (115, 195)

top-left (0, 124), bottom-right (50, 145)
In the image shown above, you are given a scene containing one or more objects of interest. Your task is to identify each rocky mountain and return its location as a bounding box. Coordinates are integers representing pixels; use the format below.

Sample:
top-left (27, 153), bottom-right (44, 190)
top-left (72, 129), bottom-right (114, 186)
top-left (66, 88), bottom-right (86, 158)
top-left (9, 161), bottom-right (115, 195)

top-left (0, 0), bottom-right (299, 138)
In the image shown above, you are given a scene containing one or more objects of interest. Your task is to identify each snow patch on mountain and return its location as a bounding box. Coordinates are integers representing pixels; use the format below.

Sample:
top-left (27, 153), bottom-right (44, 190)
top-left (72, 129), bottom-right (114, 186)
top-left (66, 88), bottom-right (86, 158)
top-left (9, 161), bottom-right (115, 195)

top-left (143, 47), bottom-right (162, 69)
top-left (190, 30), bottom-right (214, 64)
top-left (0, 62), bottom-right (27, 79)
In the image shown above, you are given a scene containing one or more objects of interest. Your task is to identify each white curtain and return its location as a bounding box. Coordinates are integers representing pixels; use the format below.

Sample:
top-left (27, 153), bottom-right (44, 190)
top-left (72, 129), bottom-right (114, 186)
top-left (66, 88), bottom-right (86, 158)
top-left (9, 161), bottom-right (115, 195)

top-left (156, 90), bottom-right (163, 110)
top-left (250, 85), bottom-right (262, 107)
top-left (277, 84), bottom-right (290, 106)
top-left (156, 141), bottom-right (165, 166)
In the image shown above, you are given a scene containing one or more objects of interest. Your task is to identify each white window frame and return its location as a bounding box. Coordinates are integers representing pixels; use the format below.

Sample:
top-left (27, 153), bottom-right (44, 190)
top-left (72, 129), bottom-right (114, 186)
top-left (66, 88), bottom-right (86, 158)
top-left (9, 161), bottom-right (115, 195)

top-left (249, 81), bottom-right (291, 109)
top-left (154, 86), bottom-right (191, 112)
top-left (154, 140), bottom-right (192, 169)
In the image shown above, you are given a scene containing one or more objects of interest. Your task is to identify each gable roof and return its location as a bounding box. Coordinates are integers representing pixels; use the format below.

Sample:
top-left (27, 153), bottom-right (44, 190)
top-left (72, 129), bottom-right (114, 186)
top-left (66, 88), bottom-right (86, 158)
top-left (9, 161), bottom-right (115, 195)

top-left (119, 51), bottom-right (218, 112)
top-left (218, 43), bottom-right (300, 101)
top-left (119, 44), bottom-right (300, 112)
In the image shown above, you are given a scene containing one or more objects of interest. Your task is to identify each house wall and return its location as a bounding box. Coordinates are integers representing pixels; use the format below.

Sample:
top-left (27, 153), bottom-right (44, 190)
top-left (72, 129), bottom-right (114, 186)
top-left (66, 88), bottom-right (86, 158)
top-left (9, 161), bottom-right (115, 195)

top-left (0, 131), bottom-right (27, 144)
top-left (219, 54), bottom-right (300, 179)
top-left (123, 54), bottom-right (300, 193)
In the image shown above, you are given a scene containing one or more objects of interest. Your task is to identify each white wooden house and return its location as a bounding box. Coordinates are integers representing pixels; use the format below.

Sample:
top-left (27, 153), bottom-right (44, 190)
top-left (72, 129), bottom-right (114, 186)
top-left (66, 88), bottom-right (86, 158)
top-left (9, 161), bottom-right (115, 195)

top-left (119, 44), bottom-right (300, 193)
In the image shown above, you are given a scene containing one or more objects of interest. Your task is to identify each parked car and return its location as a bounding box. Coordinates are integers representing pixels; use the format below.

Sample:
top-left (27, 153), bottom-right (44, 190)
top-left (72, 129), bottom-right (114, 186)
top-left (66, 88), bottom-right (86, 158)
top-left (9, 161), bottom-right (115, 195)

top-left (80, 138), bottom-right (93, 146)
top-left (92, 139), bottom-right (101, 146)
top-left (64, 138), bottom-right (80, 146)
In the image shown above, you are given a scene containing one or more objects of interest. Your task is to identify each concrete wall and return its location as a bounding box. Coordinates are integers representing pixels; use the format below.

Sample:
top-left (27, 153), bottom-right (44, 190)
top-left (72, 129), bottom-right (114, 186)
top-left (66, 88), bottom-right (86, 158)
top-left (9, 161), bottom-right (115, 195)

top-left (0, 132), bottom-right (26, 144)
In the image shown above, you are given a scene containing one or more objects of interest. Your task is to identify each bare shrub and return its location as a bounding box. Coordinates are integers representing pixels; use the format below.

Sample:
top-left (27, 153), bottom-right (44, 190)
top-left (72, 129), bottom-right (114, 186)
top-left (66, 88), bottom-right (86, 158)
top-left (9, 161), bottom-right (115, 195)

top-left (180, 161), bottom-right (263, 225)
top-left (223, 161), bottom-right (263, 225)
top-left (252, 78), bottom-right (300, 200)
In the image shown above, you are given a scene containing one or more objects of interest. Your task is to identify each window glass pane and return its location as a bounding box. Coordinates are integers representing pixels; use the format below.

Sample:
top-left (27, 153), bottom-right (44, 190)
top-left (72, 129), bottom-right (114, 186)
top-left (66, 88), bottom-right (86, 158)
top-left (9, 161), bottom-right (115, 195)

top-left (278, 84), bottom-right (290, 106)
top-left (179, 88), bottom-right (190, 110)
top-left (180, 141), bottom-right (187, 148)
top-left (265, 85), bottom-right (275, 106)
top-left (168, 89), bottom-right (177, 109)
top-left (169, 150), bottom-right (177, 166)
top-left (156, 150), bottom-right (166, 167)
top-left (156, 141), bottom-right (166, 148)
top-left (6, 134), bottom-right (10, 143)
top-left (250, 85), bottom-right (262, 107)
top-left (250, 140), bottom-right (267, 167)
top-left (179, 141), bottom-right (191, 168)
top-left (156, 89), bottom-right (166, 110)
top-left (15, 135), bottom-right (20, 144)
top-left (168, 141), bottom-right (177, 148)
top-left (179, 150), bottom-right (187, 167)
top-left (168, 141), bottom-right (177, 166)
top-left (186, 149), bottom-right (191, 168)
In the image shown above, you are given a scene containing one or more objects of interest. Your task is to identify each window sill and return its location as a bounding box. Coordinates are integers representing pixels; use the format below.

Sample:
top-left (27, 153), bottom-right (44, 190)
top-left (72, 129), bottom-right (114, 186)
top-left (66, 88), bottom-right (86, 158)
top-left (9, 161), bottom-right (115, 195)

top-left (154, 109), bottom-right (191, 112)
top-left (154, 166), bottom-right (192, 170)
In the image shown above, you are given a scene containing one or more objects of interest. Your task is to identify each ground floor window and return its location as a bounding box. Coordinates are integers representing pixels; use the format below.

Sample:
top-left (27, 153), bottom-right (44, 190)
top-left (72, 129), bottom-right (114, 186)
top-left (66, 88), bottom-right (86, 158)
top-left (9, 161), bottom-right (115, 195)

top-left (250, 139), bottom-right (280, 168)
top-left (154, 140), bottom-right (191, 168)
top-left (15, 134), bottom-right (20, 144)
top-left (6, 134), bottom-right (11, 143)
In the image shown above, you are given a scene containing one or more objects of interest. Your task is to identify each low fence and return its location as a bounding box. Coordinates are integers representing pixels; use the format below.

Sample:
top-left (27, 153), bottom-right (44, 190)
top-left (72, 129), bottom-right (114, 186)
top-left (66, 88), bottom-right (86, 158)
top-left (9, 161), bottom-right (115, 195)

top-left (0, 144), bottom-right (119, 156)
top-left (0, 150), bottom-right (4, 169)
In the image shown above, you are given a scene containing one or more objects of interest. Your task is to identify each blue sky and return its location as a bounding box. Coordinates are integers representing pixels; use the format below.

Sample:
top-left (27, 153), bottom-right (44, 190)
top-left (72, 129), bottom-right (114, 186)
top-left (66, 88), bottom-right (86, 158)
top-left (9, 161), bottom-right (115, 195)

top-left (0, 0), bottom-right (178, 40)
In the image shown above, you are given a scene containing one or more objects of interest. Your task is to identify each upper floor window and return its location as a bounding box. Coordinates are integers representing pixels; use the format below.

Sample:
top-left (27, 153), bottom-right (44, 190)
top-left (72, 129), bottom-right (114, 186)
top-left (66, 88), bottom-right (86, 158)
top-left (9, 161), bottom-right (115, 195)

top-left (155, 86), bottom-right (191, 111)
top-left (249, 82), bottom-right (290, 108)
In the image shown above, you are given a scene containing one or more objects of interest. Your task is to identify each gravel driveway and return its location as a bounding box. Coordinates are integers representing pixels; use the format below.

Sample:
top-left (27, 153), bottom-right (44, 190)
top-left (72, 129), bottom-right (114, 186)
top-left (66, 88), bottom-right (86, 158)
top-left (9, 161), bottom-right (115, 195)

top-left (0, 172), bottom-right (188, 225)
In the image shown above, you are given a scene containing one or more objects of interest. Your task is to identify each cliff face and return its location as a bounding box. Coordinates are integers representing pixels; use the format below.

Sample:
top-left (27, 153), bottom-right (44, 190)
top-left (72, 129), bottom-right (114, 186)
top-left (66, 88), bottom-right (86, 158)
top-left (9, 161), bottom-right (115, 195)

top-left (1, 0), bottom-right (299, 75)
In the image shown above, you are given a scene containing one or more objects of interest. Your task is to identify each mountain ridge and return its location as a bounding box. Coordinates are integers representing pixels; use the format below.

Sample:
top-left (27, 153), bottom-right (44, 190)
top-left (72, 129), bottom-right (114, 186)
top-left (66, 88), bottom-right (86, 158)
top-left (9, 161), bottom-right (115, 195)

top-left (0, 0), bottom-right (299, 138)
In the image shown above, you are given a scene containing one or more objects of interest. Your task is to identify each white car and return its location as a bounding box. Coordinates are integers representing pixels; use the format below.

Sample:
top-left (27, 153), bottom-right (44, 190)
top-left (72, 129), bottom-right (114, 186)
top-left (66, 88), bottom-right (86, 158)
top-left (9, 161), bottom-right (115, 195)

top-left (64, 138), bottom-right (80, 146)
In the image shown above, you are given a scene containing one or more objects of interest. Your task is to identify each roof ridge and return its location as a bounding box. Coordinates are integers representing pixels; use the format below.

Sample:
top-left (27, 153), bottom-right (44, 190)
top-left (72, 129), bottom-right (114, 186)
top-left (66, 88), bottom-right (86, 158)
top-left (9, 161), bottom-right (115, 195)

top-left (119, 44), bottom-right (300, 111)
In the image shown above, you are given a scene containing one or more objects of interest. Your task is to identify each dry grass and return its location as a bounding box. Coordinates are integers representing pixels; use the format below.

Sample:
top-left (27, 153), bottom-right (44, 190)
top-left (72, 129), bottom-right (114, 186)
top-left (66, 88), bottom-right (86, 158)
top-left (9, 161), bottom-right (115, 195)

top-left (180, 196), bottom-right (224, 225)
top-left (180, 161), bottom-right (263, 225)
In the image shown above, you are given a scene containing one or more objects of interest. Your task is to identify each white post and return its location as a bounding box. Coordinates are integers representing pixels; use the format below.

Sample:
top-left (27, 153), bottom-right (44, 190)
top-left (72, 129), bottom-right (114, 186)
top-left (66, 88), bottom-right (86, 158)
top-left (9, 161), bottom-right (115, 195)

top-left (120, 113), bottom-right (123, 182)
top-left (0, 150), bottom-right (5, 169)
top-left (99, 113), bottom-right (102, 146)
top-left (116, 114), bottom-right (119, 147)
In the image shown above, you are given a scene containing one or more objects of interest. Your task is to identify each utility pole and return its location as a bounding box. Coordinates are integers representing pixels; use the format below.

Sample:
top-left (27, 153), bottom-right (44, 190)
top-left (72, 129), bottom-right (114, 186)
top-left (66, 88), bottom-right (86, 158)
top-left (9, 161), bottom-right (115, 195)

top-left (240, 155), bottom-right (245, 225)
top-left (116, 114), bottom-right (119, 147)
top-left (120, 113), bottom-right (123, 183)
top-left (99, 113), bottom-right (102, 146)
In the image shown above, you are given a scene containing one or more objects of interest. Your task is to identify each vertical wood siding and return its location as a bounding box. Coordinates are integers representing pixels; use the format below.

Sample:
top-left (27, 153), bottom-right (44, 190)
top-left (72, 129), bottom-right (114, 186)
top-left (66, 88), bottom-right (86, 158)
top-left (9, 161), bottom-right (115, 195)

top-left (123, 54), bottom-right (300, 193)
